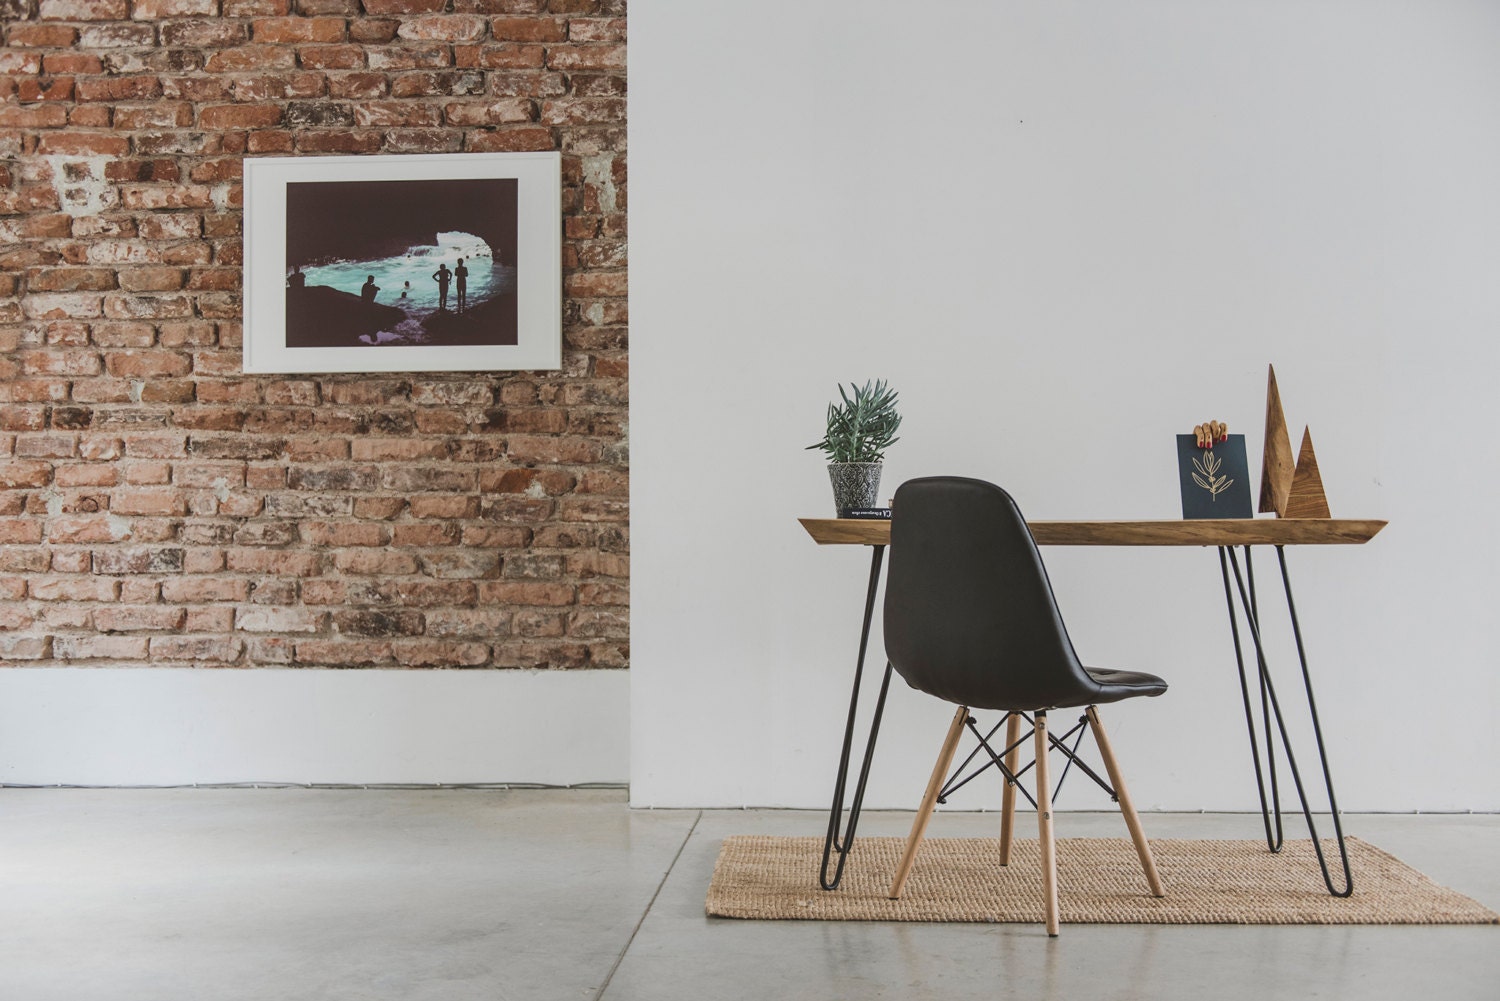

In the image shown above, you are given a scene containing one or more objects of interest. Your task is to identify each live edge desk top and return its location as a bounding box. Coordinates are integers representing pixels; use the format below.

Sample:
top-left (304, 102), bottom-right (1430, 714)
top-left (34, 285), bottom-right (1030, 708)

top-left (799, 518), bottom-right (1387, 547)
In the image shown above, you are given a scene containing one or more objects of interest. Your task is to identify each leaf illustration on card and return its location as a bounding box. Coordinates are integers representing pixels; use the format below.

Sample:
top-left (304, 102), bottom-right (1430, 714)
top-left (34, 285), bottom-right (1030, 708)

top-left (1191, 450), bottom-right (1234, 501)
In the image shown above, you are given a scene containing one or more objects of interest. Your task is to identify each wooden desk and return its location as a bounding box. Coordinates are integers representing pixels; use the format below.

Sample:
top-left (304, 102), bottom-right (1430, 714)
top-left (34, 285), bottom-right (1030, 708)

top-left (805, 515), bottom-right (1386, 897)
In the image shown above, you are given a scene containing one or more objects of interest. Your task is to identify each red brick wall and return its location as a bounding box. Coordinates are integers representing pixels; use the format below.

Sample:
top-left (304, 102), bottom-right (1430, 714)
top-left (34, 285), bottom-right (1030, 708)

top-left (0, 0), bottom-right (627, 670)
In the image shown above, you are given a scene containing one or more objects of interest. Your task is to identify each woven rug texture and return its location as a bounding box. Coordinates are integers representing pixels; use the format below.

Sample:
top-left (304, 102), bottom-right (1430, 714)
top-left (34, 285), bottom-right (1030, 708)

top-left (706, 836), bottom-right (1499, 925)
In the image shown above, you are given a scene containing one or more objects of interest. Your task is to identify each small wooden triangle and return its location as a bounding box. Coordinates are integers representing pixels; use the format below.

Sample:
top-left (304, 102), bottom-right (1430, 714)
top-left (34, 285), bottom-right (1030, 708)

top-left (1259, 364), bottom-right (1295, 516)
top-left (1284, 426), bottom-right (1331, 519)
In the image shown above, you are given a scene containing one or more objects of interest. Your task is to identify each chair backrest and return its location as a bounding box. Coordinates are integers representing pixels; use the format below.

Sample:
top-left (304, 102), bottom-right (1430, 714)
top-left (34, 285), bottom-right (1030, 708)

top-left (882, 476), bottom-right (1098, 711)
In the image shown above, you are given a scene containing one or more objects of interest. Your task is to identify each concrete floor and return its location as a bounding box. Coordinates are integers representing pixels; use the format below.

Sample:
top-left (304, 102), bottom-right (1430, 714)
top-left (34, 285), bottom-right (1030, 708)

top-left (0, 789), bottom-right (1495, 1001)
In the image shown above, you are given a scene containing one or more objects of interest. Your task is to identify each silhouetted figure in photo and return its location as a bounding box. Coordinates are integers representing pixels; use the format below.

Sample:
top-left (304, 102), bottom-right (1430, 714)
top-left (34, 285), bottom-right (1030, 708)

top-left (433, 263), bottom-right (452, 311)
top-left (400, 281), bottom-right (410, 299)
top-left (287, 267), bottom-right (306, 289)
top-left (454, 258), bottom-right (468, 314)
top-left (361, 275), bottom-right (379, 302)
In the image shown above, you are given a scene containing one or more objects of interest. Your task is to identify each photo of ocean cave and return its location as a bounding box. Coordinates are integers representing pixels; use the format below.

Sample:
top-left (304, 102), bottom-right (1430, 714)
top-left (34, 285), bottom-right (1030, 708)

top-left (283, 177), bottom-right (519, 349)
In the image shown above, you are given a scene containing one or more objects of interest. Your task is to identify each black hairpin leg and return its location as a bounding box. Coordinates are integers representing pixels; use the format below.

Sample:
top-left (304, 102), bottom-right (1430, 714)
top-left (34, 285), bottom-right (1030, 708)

top-left (1218, 544), bottom-right (1354, 897)
top-left (1272, 545), bottom-right (1353, 895)
top-left (1219, 547), bottom-right (1284, 853)
top-left (820, 545), bottom-right (892, 891)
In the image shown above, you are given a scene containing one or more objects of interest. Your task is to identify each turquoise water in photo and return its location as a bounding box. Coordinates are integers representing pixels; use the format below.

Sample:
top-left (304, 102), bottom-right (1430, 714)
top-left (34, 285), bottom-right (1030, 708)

top-left (297, 231), bottom-right (517, 345)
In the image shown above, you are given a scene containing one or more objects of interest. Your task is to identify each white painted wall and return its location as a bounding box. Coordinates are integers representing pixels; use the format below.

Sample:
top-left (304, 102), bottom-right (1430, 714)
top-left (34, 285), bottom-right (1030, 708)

top-left (0, 669), bottom-right (628, 786)
top-left (631, 1), bottom-right (1500, 810)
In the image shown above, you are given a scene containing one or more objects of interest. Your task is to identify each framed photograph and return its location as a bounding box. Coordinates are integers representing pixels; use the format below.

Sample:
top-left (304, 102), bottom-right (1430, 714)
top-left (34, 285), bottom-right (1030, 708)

top-left (243, 152), bottom-right (561, 373)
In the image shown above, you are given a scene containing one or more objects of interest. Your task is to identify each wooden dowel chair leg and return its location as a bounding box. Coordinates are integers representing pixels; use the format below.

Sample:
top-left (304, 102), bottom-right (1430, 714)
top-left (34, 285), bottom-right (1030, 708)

top-left (1035, 710), bottom-right (1060, 937)
top-left (889, 705), bottom-right (969, 899)
top-left (998, 712), bottom-right (1022, 865)
top-left (1086, 705), bottom-right (1165, 898)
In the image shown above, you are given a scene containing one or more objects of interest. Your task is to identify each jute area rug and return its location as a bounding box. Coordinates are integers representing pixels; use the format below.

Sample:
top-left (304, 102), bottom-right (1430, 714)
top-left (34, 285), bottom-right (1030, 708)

top-left (706, 836), bottom-right (1499, 925)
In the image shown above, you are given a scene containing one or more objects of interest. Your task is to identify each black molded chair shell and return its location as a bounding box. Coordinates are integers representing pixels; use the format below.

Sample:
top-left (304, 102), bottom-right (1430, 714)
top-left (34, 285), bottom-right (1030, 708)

top-left (883, 476), bottom-right (1167, 712)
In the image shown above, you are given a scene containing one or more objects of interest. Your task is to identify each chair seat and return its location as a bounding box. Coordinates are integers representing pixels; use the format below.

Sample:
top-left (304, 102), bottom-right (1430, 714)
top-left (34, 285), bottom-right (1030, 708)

top-left (1083, 667), bottom-right (1169, 704)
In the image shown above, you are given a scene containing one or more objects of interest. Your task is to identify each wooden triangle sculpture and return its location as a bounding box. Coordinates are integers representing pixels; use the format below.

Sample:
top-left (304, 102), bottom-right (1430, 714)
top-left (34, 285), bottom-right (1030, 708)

top-left (1284, 426), bottom-right (1332, 519)
top-left (1259, 365), bottom-right (1295, 516)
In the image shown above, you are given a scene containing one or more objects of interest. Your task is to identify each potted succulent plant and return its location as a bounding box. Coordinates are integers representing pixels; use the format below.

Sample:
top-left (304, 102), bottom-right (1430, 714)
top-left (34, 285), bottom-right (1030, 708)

top-left (806, 379), bottom-right (902, 516)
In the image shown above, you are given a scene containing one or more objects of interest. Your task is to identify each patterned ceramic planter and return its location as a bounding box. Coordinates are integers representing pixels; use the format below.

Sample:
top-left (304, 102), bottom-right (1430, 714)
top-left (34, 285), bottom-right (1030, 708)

top-left (827, 462), bottom-right (883, 515)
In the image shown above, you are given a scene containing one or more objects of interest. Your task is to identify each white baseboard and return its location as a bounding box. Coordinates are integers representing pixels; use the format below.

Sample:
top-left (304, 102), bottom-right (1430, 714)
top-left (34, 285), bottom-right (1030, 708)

top-left (0, 667), bottom-right (629, 787)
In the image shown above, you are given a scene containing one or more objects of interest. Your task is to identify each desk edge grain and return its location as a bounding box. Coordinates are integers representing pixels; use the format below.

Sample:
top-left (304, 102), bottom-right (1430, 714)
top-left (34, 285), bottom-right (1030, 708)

top-left (797, 518), bottom-right (1388, 547)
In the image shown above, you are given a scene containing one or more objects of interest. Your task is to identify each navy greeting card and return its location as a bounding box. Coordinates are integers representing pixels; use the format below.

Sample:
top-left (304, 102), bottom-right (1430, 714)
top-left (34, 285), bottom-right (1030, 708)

top-left (1177, 434), bottom-right (1254, 519)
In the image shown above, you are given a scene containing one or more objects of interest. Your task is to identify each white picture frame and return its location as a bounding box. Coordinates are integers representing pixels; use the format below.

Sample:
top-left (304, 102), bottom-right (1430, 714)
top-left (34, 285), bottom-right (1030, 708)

top-left (243, 152), bottom-right (561, 373)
